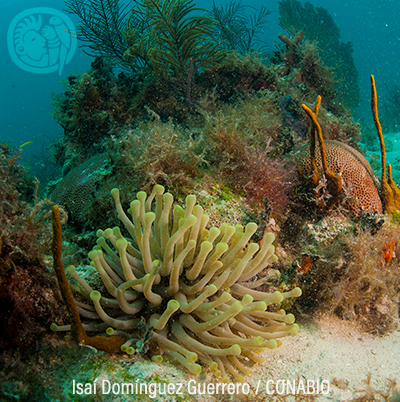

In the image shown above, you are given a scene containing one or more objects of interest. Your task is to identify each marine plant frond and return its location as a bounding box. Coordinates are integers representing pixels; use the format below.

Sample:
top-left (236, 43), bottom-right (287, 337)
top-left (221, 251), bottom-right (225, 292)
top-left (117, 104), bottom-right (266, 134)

top-left (141, 0), bottom-right (224, 78)
top-left (65, 0), bottom-right (133, 70)
top-left (209, 0), bottom-right (247, 51)
top-left (247, 6), bottom-right (271, 50)
top-left (122, 7), bottom-right (154, 71)
top-left (209, 0), bottom-right (271, 54)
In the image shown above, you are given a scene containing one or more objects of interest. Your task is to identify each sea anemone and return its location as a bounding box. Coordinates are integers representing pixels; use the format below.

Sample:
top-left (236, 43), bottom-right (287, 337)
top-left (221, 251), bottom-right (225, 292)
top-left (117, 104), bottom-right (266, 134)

top-left (54, 185), bottom-right (301, 380)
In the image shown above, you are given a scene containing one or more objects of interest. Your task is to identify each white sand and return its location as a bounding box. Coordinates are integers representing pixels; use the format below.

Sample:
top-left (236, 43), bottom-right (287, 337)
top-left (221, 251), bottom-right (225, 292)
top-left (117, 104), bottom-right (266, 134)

top-left (250, 316), bottom-right (400, 401)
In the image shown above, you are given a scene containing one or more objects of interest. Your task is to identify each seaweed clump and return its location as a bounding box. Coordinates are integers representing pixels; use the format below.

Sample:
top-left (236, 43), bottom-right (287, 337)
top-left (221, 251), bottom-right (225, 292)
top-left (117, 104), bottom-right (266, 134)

top-left (0, 143), bottom-right (67, 350)
top-left (51, 59), bottom-right (137, 170)
top-left (334, 223), bottom-right (400, 334)
top-left (284, 214), bottom-right (400, 335)
top-left (52, 86), bottom-right (299, 229)
top-left (114, 114), bottom-right (206, 190)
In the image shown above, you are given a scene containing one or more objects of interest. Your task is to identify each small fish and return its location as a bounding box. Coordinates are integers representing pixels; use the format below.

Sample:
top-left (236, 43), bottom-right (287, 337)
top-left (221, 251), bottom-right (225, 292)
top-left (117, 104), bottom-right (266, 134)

top-left (19, 141), bottom-right (33, 148)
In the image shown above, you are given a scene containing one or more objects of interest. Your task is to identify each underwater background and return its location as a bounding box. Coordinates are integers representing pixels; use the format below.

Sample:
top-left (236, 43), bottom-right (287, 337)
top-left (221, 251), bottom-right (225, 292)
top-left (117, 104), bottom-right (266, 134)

top-left (1, 0), bottom-right (400, 401)
top-left (1, 0), bottom-right (400, 156)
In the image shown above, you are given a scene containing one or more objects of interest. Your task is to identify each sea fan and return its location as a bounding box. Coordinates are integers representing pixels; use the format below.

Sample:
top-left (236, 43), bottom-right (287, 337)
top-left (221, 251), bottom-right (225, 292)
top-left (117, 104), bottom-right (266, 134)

top-left (209, 0), bottom-right (271, 54)
top-left (142, 0), bottom-right (225, 79)
top-left (65, 0), bottom-right (134, 70)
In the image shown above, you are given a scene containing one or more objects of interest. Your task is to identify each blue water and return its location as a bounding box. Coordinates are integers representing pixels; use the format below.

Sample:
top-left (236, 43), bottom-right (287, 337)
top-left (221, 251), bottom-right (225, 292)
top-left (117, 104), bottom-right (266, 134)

top-left (0, 0), bottom-right (399, 165)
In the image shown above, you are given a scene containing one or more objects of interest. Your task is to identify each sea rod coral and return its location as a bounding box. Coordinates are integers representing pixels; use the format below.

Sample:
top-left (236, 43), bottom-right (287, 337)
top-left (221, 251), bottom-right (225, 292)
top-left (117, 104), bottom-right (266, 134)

top-left (52, 185), bottom-right (301, 380)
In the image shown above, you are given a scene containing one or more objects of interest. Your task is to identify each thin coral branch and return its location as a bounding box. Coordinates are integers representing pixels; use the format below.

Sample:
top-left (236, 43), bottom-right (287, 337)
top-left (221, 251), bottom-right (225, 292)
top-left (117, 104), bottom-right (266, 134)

top-left (65, 0), bottom-right (132, 69)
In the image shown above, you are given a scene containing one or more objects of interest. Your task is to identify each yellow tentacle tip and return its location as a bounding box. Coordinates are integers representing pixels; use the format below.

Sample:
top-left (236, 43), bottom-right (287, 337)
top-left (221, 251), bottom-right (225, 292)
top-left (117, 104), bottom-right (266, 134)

top-left (90, 290), bottom-right (101, 302)
top-left (153, 355), bottom-right (163, 363)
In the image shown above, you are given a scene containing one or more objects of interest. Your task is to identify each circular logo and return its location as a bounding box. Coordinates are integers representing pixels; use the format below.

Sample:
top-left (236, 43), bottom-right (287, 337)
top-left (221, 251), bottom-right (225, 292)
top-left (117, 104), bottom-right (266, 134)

top-left (7, 7), bottom-right (77, 75)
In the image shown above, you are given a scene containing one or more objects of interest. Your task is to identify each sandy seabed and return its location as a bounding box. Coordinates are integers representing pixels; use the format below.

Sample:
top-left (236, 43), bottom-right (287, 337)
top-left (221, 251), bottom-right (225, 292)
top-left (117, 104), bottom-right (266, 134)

top-left (97, 317), bottom-right (399, 402)
top-left (246, 316), bottom-right (400, 401)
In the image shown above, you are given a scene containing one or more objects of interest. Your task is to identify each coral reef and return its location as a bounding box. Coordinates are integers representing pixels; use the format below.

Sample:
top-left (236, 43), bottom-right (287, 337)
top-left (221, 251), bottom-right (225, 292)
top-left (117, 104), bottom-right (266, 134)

top-left (280, 78), bottom-right (400, 334)
top-left (298, 97), bottom-right (382, 215)
top-left (278, 0), bottom-right (360, 112)
top-left (65, 0), bottom-right (231, 118)
top-left (55, 0), bottom-right (362, 161)
top-left (49, 153), bottom-right (115, 229)
top-left (51, 59), bottom-right (137, 169)
top-left (291, 215), bottom-right (400, 335)
top-left (52, 0), bottom-right (362, 201)
top-left (51, 86), bottom-right (299, 231)
top-left (3, 0), bottom-right (400, 397)
top-left (52, 185), bottom-right (302, 380)
top-left (50, 0), bottom-right (400, 350)
top-left (296, 76), bottom-right (400, 217)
